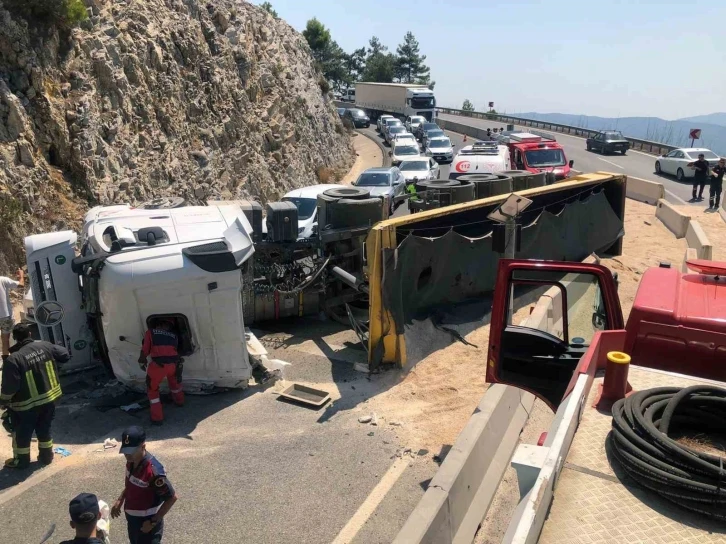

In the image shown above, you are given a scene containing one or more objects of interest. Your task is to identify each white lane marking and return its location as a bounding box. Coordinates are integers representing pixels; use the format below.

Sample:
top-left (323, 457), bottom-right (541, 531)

top-left (331, 458), bottom-right (409, 544)
top-left (665, 190), bottom-right (688, 205)
top-left (596, 158), bottom-right (624, 169)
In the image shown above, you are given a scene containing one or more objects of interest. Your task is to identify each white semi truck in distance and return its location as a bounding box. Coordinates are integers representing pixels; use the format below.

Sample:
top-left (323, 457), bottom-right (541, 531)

top-left (355, 82), bottom-right (436, 122)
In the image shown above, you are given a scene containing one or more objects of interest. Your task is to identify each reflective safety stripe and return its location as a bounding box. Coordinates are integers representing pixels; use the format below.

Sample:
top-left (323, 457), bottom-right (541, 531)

top-left (13, 444), bottom-right (31, 454)
top-left (38, 440), bottom-right (53, 449)
top-left (129, 474), bottom-right (149, 488)
top-left (0, 393), bottom-right (12, 401)
top-left (149, 398), bottom-right (161, 404)
top-left (170, 388), bottom-right (182, 393)
top-left (45, 361), bottom-right (59, 390)
top-left (125, 505), bottom-right (161, 517)
top-left (25, 370), bottom-right (39, 400)
top-left (9, 384), bottom-right (62, 411)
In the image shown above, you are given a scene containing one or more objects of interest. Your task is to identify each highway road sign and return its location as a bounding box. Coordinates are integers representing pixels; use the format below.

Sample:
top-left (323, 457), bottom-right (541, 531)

top-left (689, 128), bottom-right (701, 140)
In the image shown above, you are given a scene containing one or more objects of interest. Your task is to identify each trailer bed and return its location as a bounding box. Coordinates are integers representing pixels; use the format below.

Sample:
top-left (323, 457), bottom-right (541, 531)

top-left (538, 366), bottom-right (726, 543)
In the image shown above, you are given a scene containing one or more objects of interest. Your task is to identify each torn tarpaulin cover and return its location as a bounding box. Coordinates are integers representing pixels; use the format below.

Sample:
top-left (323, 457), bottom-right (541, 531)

top-left (380, 190), bottom-right (623, 354)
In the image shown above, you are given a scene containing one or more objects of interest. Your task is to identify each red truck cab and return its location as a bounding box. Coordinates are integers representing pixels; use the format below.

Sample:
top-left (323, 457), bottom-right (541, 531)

top-left (504, 133), bottom-right (574, 181)
top-left (486, 259), bottom-right (726, 410)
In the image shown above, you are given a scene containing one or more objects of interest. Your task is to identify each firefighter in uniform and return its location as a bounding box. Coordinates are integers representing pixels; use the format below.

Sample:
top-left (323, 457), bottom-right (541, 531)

top-left (0, 323), bottom-right (68, 468)
top-left (138, 319), bottom-right (184, 424)
top-left (111, 426), bottom-right (178, 544)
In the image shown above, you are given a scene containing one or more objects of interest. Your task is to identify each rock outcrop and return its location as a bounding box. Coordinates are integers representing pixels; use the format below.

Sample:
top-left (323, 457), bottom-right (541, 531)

top-left (0, 0), bottom-right (353, 270)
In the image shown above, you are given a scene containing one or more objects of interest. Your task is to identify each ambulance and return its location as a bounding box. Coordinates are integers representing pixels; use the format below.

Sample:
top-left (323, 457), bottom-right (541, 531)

top-left (449, 140), bottom-right (511, 179)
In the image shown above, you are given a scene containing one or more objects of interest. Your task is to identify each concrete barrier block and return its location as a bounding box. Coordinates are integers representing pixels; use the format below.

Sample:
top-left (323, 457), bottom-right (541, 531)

top-left (685, 220), bottom-right (713, 260)
top-left (655, 199), bottom-right (690, 238)
top-left (626, 176), bottom-right (665, 205)
top-left (681, 248), bottom-right (698, 273)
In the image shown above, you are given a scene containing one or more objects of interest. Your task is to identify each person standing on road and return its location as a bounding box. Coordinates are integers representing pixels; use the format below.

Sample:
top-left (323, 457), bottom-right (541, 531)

top-left (139, 319), bottom-right (184, 424)
top-left (1, 268), bottom-right (24, 363)
top-left (709, 157), bottom-right (725, 210)
top-left (111, 426), bottom-right (178, 544)
top-left (688, 153), bottom-right (710, 200)
top-left (59, 493), bottom-right (105, 544)
top-left (0, 323), bottom-right (68, 468)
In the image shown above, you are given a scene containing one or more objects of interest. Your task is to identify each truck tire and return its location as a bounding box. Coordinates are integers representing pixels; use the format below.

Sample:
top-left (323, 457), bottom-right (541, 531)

top-left (621, 149), bottom-right (627, 155)
top-left (326, 197), bottom-right (384, 229)
top-left (501, 170), bottom-right (546, 191)
top-left (323, 187), bottom-right (371, 200)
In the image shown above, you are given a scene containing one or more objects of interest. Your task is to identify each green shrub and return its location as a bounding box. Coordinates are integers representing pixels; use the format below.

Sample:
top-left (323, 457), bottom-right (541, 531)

top-left (6, 0), bottom-right (88, 29)
top-left (318, 77), bottom-right (330, 95)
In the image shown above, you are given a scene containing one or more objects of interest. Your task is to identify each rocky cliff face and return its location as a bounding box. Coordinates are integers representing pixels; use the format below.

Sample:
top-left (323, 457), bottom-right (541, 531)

top-left (0, 0), bottom-right (353, 270)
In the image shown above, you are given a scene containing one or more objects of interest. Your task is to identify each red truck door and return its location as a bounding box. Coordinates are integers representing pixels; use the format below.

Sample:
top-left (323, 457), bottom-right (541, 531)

top-left (486, 259), bottom-right (624, 410)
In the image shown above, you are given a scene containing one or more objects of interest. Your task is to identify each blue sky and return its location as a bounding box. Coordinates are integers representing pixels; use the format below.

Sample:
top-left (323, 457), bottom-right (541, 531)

top-left (253, 0), bottom-right (726, 120)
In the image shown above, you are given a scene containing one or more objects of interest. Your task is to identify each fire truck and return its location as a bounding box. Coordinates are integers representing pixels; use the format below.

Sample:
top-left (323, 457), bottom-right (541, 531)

top-left (497, 131), bottom-right (574, 181)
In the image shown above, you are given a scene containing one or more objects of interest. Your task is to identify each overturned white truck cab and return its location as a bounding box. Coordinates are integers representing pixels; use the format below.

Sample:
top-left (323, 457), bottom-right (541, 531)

top-left (26, 204), bottom-right (256, 392)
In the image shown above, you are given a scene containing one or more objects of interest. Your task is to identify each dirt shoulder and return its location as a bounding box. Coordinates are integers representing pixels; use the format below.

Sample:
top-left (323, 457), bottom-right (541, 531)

top-left (339, 131), bottom-right (382, 185)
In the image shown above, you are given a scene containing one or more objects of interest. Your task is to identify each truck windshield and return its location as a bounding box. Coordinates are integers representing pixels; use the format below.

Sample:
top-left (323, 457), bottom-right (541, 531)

top-left (525, 149), bottom-right (566, 167)
top-left (282, 197), bottom-right (317, 220)
top-left (411, 96), bottom-right (435, 109)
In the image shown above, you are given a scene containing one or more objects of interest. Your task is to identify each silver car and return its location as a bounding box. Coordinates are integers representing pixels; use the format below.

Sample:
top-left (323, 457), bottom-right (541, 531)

top-left (352, 167), bottom-right (405, 214)
top-left (425, 136), bottom-right (455, 164)
top-left (405, 115), bottom-right (427, 133)
top-left (377, 114), bottom-right (394, 133)
top-left (399, 157), bottom-right (440, 183)
top-left (383, 118), bottom-right (403, 141)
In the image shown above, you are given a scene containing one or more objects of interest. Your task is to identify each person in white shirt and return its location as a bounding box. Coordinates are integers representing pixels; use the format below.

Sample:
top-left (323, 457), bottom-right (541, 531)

top-left (1, 269), bottom-right (24, 361)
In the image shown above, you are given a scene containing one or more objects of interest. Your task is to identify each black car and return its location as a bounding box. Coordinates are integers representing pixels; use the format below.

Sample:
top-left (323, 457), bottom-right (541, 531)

top-left (337, 107), bottom-right (346, 119)
top-left (586, 131), bottom-right (630, 155)
top-left (416, 121), bottom-right (439, 140)
top-left (344, 108), bottom-right (371, 128)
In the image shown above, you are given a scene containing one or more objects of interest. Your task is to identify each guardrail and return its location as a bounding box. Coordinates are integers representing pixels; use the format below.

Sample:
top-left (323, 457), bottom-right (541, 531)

top-left (435, 107), bottom-right (678, 157)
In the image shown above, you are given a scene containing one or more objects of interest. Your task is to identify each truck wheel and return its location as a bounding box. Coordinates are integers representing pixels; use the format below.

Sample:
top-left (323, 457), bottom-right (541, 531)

top-left (621, 149), bottom-right (627, 155)
top-left (323, 187), bottom-right (371, 200)
top-left (677, 168), bottom-right (685, 181)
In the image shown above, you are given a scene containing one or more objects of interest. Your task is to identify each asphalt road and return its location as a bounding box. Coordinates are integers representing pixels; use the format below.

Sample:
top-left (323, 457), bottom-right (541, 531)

top-left (437, 112), bottom-right (700, 205)
top-left (0, 319), bottom-right (439, 544)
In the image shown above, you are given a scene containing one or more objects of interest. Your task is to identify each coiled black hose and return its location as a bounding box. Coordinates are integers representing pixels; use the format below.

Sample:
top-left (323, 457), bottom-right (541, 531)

top-left (608, 386), bottom-right (726, 520)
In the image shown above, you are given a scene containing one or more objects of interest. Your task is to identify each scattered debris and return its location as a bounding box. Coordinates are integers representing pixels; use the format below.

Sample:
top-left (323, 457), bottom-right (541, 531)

top-left (120, 402), bottom-right (143, 413)
top-left (53, 447), bottom-right (72, 457)
top-left (278, 383), bottom-right (330, 407)
top-left (389, 421), bottom-right (403, 427)
top-left (103, 438), bottom-right (118, 450)
top-left (417, 449), bottom-right (429, 456)
top-left (371, 413), bottom-right (379, 426)
top-left (368, 431), bottom-right (375, 436)
top-left (644, 221), bottom-right (652, 226)
top-left (358, 415), bottom-right (373, 424)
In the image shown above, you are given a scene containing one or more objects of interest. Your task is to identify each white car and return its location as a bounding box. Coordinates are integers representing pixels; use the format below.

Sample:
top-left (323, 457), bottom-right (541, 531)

top-left (655, 148), bottom-right (721, 181)
top-left (390, 141), bottom-right (421, 166)
top-left (398, 157), bottom-right (440, 183)
top-left (424, 136), bottom-right (455, 164)
top-left (405, 115), bottom-right (427, 133)
top-left (282, 184), bottom-right (346, 238)
top-left (392, 132), bottom-right (417, 147)
top-left (450, 140), bottom-right (512, 176)
top-left (377, 114), bottom-right (394, 133)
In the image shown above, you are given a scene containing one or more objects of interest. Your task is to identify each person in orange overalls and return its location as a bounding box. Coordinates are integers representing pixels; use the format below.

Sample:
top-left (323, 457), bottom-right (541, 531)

top-left (138, 319), bottom-right (184, 424)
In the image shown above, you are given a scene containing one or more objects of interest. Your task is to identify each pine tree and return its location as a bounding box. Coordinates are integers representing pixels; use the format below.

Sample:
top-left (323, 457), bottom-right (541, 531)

top-left (260, 2), bottom-right (278, 18)
top-left (395, 32), bottom-right (430, 84)
top-left (362, 36), bottom-right (395, 82)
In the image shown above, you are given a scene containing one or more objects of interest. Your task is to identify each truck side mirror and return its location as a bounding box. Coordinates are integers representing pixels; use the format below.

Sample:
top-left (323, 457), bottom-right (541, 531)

top-left (569, 160), bottom-right (574, 168)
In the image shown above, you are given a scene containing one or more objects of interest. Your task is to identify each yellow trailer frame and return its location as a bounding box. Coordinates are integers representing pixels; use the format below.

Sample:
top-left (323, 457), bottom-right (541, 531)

top-left (365, 172), bottom-right (627, 369)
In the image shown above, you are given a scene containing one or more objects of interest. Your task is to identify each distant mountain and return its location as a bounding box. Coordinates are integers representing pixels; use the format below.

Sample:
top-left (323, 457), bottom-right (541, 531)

top-left (677, 112), bottom-right (726, 128)
top-left (515, 112), bottom-right (726, 156)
